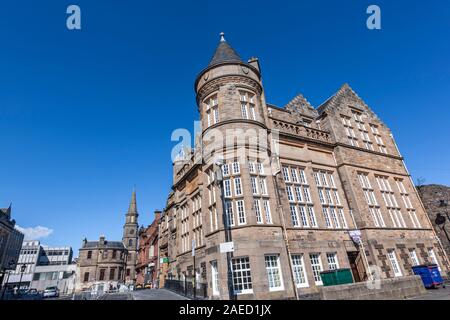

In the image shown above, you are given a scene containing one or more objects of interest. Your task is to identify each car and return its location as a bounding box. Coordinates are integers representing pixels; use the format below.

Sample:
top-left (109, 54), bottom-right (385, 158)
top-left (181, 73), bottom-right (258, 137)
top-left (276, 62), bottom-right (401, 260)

top-left (43, 286), bottom-right (59, 298)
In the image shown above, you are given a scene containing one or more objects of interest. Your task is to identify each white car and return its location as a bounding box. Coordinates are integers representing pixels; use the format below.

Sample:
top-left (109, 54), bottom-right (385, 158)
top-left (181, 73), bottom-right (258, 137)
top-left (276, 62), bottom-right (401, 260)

top-left (43, 287), bottom-right (59, 298)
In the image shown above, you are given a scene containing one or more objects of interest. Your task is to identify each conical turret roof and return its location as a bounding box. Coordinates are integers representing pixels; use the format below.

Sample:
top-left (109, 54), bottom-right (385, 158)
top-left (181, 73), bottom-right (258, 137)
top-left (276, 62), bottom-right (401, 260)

top-left (208, 32), bottom-right (242, 67)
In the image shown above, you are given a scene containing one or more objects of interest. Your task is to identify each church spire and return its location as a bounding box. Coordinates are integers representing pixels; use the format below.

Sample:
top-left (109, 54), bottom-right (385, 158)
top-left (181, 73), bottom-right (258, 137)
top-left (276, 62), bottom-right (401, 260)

top-left (127, 189), bottom-right (138, 215)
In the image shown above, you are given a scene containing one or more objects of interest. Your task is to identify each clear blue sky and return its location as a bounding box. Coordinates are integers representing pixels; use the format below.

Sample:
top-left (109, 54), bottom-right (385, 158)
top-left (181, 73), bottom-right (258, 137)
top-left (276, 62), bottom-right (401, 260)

top-left (1, 1), bottom-right (449, 256)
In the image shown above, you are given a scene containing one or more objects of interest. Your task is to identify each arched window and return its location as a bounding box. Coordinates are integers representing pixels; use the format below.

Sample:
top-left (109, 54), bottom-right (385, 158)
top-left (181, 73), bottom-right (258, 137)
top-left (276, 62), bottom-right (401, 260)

top-left (128, 239), bottom-right (133, 247)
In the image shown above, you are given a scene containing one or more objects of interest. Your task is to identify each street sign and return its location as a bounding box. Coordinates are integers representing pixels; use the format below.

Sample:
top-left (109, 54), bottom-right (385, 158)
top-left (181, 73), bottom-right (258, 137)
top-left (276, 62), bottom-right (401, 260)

top-left (192, 239), bottom-right (196, 256)
top-left (220, 241), bottom-right (234, 253)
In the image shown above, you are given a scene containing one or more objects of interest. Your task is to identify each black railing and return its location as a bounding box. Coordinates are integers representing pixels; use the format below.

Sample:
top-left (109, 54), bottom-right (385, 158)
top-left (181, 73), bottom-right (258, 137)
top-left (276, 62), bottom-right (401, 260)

top-left (164, 279), bottom-right (208, 299)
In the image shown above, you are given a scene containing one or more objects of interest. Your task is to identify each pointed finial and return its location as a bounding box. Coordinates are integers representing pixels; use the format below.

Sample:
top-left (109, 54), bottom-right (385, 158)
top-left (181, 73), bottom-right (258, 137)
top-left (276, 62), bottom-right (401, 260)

top-left (220, 32), bottom-right (225, 42)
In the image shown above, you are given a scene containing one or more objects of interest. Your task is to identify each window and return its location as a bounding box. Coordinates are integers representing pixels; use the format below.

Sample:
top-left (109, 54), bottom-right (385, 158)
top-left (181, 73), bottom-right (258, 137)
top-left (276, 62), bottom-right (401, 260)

top-left (395, 178), bottom-right (419, 228)
top-left (250, 160), bottom-right (269, 224)
top-left (298, 206), bottom-right (309, 227)
top-left (291, 254), bottom-right (309, 288)
top-left (309, 253), bottom-right (324, 285)
top-left (211, 261), bottom-right (220, 296)
top-left (232, 257), bottom-right (253, 294)
top-left (263, 200), bottom-right (272, 224)
top-left (428, 249), bottom-right (441, 271)
top-left (232, 162), bottom-right (240, 175)
top-left (225, 201), bottom-right (235, 226)
top-left (99, 269), bottom-right (106, 281)
top-left (387, 250), bottom-right (402, 277)
top-left (128, 239), bottom-right (133, 247)
top-left (259, 178), bottom-right (268, 195)
top-left (224, 179), bottom-right (232, 197)
top-left (338, 208), bottom-right (348, 229)
top-left (234, 178), bottom-right (242, 196)
top-left (83, 272), bottom-right (89, 282)
top-left (359, 173), bottom-right (385, 227)
top-left (290, 205), bottom-right (299, 227)
top-left (308, 206), bottom-right (318, 227)
top-left (265, 255), bottom-right (284, 291)
top-left (236, 200), bottom-right (246, 225)
top-left (254, 200), bottom-right (263, 224)
top-left (109, 268), bottom-right (116, 280)
top-left (251, 177), bottom-right (259, 194)
top-left (341, 115), bottom-right (359, 147)
top-left (370, 124), bottom-right (387, 153)
top-left (322, 207), bottom-right (332, 228)
top-left (87, 251), bottom-right (92, 259)
top-left (205, 95), bottom-right (219, 127)
top-left (222, 164), bottom-right (230, 176)
top-left (240, 92), bottom-right (257, 120)
top-left (409, 249), bottom-right (420, 266)
top-left (377, 176), bottom-right (405, 228)
top-left (326, 253), bottom-right (339, 270)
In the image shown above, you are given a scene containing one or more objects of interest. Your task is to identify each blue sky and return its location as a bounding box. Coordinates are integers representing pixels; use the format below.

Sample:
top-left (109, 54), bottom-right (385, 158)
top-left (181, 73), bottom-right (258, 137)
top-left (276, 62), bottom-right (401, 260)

top-left (1, 1), bottom-right (449, 255)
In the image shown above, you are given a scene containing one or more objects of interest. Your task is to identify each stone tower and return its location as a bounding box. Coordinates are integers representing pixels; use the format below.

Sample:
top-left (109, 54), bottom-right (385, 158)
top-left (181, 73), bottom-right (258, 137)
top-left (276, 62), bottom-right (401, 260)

top-left (122, 190), bottom-right (139, 283)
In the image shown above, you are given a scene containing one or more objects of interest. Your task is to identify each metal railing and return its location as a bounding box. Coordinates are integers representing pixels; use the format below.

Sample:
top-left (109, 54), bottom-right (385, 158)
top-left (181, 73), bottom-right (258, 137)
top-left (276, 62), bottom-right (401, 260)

top-left (164, 278), bottom-right (208, 299)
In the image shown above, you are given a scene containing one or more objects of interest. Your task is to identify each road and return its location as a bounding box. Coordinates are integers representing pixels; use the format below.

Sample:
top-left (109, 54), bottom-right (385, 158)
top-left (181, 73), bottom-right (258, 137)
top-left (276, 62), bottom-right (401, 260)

top-left (131, 288), bottom-right (188, 300)
top-left (95, 289), bottom-right (188, 300)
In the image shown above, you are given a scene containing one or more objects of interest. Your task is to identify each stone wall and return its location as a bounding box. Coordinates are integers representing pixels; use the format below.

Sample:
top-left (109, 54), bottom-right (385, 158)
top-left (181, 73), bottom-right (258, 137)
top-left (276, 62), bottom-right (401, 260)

top-left (417, 184), bottom-right (450, 260)
top-left (318, 275), bottom-right (426, 300)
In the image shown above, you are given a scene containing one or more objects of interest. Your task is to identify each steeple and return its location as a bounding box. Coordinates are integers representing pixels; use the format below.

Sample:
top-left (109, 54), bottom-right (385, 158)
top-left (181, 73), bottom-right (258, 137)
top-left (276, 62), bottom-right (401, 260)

top-left (208, 32), bottom-right (243, 67)
top-left (127, 189), bottom-right (137, 215)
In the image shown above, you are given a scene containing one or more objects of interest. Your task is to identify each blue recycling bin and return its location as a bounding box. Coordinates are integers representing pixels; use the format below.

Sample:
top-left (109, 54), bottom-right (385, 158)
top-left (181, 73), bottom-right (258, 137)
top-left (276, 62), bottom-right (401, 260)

top-left (412, 264), bottom-right (443, 289)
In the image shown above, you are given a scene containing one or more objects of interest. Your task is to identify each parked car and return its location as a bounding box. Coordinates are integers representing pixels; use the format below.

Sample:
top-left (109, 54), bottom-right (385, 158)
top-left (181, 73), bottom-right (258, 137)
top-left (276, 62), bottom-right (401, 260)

top-left (21, 288), bottom-right (43, 300)
top-left (43, 286), bottom-right (59, 298)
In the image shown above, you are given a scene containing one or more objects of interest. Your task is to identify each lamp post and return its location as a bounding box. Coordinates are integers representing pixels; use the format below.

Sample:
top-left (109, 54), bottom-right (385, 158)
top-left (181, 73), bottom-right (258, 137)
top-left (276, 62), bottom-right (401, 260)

top-left (214, 160), bottom-right (235, 300)
top-left (17, 264), bottom-right (27, 294)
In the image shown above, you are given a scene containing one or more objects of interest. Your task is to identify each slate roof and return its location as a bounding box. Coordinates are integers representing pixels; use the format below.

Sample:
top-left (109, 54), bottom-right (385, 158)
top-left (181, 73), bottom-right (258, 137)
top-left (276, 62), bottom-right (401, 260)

top-left (208, 33), bottom-right (243, 67)
top-left (82, 241), bottom-right (126, 250)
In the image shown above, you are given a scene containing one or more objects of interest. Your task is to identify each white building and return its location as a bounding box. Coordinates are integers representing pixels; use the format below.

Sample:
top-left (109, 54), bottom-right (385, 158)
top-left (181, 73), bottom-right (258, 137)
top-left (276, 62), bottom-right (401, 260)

top-left (3, 240), bottom-right (76, 293)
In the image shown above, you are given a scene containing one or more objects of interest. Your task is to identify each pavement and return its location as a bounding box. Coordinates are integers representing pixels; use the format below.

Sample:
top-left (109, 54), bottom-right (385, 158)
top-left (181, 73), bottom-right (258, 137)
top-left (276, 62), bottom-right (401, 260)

top-left (410, 285), bottom-right (450, 300)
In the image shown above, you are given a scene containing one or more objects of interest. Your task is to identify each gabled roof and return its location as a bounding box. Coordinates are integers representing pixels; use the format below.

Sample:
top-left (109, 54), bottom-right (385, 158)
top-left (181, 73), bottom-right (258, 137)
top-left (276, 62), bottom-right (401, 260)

top-left (317, 83), bottom-right (381, 121)
top-left (208, 33), bottom-right (243, 67)
top-left (284, 94), bottom-right (318, 119)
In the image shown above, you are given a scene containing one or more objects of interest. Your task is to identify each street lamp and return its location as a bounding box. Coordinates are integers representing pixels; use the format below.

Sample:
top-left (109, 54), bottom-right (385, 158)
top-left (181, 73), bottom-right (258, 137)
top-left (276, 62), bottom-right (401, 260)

top-left (17, 264), bottom-right (27, 295)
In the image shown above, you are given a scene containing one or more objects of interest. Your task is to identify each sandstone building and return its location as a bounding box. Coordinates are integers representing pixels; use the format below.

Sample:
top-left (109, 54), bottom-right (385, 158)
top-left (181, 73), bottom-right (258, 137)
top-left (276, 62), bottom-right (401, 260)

top-left (158, 34), bottom-right (449, 300)
top-left (76, 191), bottom-right (139, 291)
top-left (136, 210), bottom-right (161, 287)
